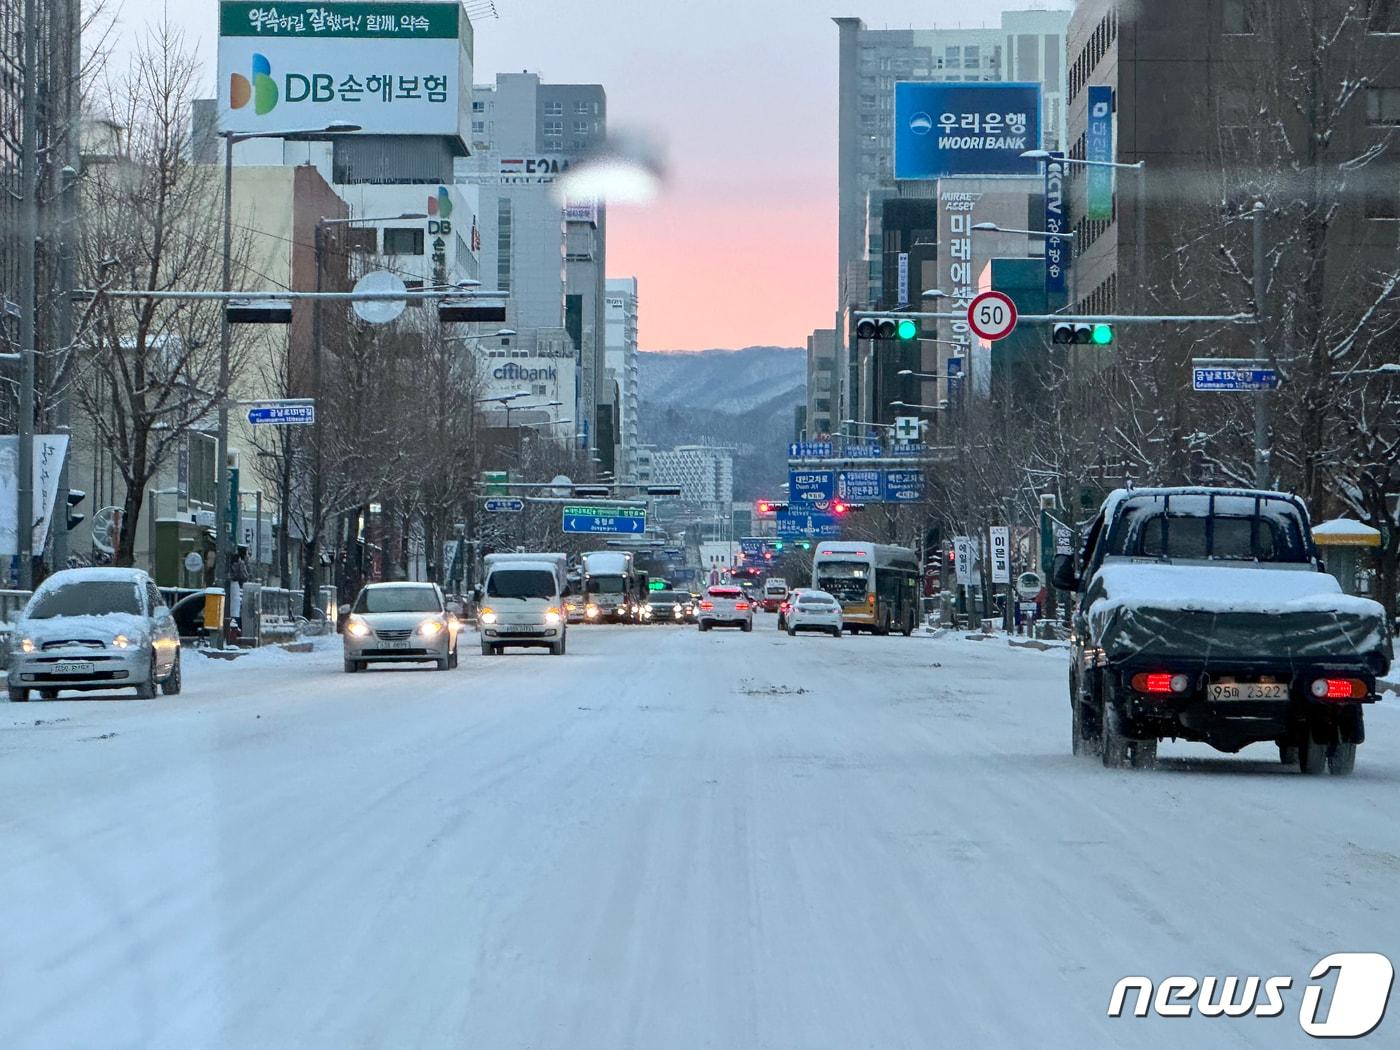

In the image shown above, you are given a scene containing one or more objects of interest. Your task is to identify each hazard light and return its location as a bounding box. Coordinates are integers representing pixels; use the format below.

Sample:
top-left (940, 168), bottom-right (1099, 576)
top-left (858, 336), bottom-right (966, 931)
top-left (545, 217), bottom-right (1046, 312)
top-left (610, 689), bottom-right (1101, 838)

top-left (1310, 677), bottom-right (1367, 700)
top-left (1130, 672), bottom-right (1191, 695)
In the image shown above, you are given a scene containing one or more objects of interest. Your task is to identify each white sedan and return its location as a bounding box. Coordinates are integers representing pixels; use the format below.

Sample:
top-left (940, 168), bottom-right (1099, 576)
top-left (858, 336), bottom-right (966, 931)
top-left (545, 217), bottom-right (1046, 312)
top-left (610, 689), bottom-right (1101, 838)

top-left (696, 586), bottom-right (754, 632)
top-left (785, 590), bottom-right (843, 638)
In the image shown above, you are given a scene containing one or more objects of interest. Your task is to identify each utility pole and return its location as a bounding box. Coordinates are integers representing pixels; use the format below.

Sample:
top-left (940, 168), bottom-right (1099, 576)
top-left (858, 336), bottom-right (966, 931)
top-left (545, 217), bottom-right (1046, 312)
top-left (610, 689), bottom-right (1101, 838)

top-left (214, 134), bottom-right (235, 646)
top-left (1251, 201), bottom-right (1270, 489)
top-left (17, 0), bottom-right (38, 589)
top-left (304, 221), bottom-right (326, 620)
top-left (52, 164), bottom-right (78, 572)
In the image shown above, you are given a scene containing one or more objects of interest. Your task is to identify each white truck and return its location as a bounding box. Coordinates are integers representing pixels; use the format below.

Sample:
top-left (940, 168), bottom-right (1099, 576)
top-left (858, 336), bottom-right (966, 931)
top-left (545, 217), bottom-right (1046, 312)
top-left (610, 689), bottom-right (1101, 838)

top-left (477, 553), bottom-right (569, 655)
top-left (581, 550), bottom-right (636, 623)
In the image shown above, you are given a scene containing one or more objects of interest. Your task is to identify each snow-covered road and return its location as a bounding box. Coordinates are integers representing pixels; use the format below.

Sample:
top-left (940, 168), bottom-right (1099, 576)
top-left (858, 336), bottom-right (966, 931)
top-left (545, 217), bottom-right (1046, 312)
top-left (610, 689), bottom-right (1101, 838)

top-left (2, 620), bottom-right (1398, 1048)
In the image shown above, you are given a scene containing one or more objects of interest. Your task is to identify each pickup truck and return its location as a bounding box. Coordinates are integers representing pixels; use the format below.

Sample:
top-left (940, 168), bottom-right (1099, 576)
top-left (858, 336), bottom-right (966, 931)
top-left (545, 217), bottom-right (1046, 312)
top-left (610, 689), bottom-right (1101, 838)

top-left (1054, 487), bottom-right (1390, 775)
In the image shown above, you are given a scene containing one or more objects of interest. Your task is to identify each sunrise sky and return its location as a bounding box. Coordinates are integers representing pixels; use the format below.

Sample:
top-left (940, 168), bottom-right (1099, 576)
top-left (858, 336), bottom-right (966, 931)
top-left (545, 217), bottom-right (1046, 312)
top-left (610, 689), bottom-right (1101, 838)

top-left (123, 0), bottom-right (1061, 350)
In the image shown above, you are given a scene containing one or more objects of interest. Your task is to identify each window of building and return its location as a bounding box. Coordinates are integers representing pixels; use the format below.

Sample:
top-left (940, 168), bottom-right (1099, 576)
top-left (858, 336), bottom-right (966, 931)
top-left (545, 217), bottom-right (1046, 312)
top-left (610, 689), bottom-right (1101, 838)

top-left (1223, 0), bottom-right (1256, 34)
top-left (544, 100), bottom-right (563, 116)
top-left (964, 46), bottom-right (980, 68)
top-left (1367, 86), bottom-right (1400, 124)
top-left (544, 120), bottom-right (563, 136)
top-left (343, 227), bottom-right (376, 254)
top-left (496, 198), bottom-right (512, 291)
top-left (573, 119), bottom-right (590, 134)
top-left (471, 120), bottom-right (485, 134)
top-left (382, 227), bottom-right (423, 255)
top-left (1369, 0), bottom-right (1400, 31)
top-left (472, 100), bottom-right (485, 112)
top-left (572, 139), bottom-right (589, 150)
top-left (944, 46), bottom-right (961, 70)
top-left (574, 100), bottom-right (593, 114)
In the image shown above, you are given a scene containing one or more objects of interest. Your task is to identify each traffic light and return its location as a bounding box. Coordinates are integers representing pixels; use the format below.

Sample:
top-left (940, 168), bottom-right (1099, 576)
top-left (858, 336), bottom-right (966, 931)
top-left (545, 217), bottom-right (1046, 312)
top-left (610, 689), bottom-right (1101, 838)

top-left (65, 489), bottom-right (86, 531)
top-left (856, 315), bottom-right (919, 342)
top-left (771, 540), bottom-right (784, 551)
top-left (832, 500), bottom-right (848, 516)
top-left (797, 541), bottom-right (812, 550)
top-left (1053, 322), bottom-right (1113, 346)
top-left (756, 500), bottom-right (788, 515)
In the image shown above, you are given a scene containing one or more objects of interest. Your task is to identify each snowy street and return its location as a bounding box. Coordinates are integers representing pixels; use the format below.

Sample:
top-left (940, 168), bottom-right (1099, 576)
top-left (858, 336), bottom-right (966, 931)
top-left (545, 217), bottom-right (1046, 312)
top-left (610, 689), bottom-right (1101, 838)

top-left (3, 620), bottom-right (1399, 1049)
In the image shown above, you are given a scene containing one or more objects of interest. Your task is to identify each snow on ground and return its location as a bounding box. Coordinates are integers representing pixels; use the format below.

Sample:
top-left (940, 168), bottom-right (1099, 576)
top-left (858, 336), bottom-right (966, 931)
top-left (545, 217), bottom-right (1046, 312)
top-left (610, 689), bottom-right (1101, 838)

top-left (2, 620), bottom-right (1398, 1049)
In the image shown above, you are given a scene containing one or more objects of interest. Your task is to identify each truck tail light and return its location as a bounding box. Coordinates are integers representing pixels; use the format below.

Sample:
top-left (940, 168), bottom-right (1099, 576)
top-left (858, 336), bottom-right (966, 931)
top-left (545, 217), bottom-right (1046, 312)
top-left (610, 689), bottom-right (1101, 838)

top-left (1131, 672), bottom-right (1190, 695)
top-left (1310, 677), bottom-right (1367, 700)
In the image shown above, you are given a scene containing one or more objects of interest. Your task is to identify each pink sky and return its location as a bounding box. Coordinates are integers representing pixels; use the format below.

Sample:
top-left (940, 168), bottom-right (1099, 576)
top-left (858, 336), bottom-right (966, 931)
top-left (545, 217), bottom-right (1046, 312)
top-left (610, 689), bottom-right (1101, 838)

top-left (123, 1), bottom-right (1055, 350)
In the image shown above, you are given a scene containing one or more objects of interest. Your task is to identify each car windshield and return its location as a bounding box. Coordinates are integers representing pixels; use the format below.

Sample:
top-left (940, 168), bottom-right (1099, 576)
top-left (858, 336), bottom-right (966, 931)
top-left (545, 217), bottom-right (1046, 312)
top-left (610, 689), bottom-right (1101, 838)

top-left (588, 577), bottom-right (625, 594)
top-left (1107, 494), bottom-right (1310, 563)
top-left (27, 580), bottom-right (144, 619)
top-left (650, 592), bottom-right (685, 603)
top-left (709, 588), bottom-right (741, 598)
top-left (354, 587), bottom-right (440, 614)
top-left (815, 562), bottom-right (870, 603)
top-left (799, 596), bottom-right (836, 607)
top-left (487, 570), bottom-right (557, 599)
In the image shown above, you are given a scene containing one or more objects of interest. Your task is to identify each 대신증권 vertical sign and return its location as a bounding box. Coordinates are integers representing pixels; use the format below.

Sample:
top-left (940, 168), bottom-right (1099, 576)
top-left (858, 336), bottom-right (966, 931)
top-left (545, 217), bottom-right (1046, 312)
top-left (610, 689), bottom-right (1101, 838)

top-left (1085, 86), bottom-right (1115, 220)
top-left (217, 2), bottom-right (469, 142)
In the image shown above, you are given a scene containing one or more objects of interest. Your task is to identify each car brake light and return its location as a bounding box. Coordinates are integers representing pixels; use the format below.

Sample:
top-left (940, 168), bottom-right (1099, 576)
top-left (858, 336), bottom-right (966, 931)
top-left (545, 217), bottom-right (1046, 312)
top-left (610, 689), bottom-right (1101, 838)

top-left (1131, 672), bottom-right (1190, 695)
top-left (699, 601), bottom-right (713, 610)
top-left (1311, 677), bottom-right (1366, 700)
top-left (735, 601), bottom-right (749, 610)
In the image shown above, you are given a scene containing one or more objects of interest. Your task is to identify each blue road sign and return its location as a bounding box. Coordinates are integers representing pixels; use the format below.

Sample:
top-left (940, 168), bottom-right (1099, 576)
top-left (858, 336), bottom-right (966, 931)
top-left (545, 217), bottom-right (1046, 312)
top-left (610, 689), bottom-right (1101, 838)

top-left (790, 470), bottom-right (836, 503)
top-left (246, 403), bottom-right (314, 426)
top-left (844, 442), bottom-right (883, 459)
top-left (1191, 361), bottom-right (1280, 392)
top-left (788, 441), bottom-right (833, 459)
top-left (838, 470), bottom-right (883, 501)
top-left (884, 469), bottom-right (925, 502)
top-left (739, 537), bottom-right (765, 556)
top-left (776, 510), bottom-right (841, 540)
top-left (561, 505), bottom-right (646, 534)
top-left (484, 497), bottom-right (525, 513)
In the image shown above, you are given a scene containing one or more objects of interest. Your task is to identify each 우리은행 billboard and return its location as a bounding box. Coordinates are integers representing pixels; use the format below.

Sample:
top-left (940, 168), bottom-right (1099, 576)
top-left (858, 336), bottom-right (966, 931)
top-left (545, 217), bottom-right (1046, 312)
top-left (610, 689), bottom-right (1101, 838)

top-left (894, 82), bottom-right (1042, 180)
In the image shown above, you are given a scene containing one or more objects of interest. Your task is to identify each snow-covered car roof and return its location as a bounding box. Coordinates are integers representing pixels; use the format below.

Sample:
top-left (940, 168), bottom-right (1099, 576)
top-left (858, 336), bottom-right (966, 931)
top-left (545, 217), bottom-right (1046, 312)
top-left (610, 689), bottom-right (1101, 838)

top-left (36, 567), bottom-right (151, 587)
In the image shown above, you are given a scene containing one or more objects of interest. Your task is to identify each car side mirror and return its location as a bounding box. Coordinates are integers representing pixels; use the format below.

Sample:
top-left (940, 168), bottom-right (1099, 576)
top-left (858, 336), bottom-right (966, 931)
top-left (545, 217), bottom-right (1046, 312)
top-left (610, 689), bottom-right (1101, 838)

top-left (337, 603), bottom-right (351, 616)
top-left (1051, 553), bottom-right (1079, 592)
top-left (471, 586), bottom-right (483, 602)
top-left (1315, 557), bottom-right (1327, 575)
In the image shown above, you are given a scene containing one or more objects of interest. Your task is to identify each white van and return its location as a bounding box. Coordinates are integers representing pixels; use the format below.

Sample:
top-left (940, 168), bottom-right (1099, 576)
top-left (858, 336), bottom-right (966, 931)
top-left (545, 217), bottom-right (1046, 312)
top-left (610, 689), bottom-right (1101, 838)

top-left (476, 557), bottom-right (567, 656)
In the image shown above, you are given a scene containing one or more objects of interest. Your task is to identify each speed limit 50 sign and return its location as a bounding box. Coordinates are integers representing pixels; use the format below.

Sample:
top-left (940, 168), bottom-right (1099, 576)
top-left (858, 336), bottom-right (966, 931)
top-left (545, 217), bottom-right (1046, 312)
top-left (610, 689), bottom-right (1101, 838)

top-left (967, 290), bottom-right (1018, 342)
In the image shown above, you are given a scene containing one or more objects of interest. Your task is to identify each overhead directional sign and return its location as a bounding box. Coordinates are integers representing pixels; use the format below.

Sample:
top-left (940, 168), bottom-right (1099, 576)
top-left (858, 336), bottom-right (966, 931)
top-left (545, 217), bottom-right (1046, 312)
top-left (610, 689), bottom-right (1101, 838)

top-left (884, 469), bottom-right (925, 502)
top-left (739, 537), bottom-right (766, 556)
top-left (838, 470), bottom-right (882, 502)
top-left (484, 497), bottom-right (524, 513)
top-left (246, 402), bottom-right (314, 426)
top-left (776, 509), bottom-right (841, 540)
top-left (1192, 359), bottom-right (1280, 392)
top-left (967, 290), bottom-right (1018, 342)
top-left (789, 440), bottom-right (833, 459)
top-left (790, 470), bottom-right (836, 503)
top-left (561, 505), bottom-right (646, 534)
top-left (844, 442), bottom-right (883, 459)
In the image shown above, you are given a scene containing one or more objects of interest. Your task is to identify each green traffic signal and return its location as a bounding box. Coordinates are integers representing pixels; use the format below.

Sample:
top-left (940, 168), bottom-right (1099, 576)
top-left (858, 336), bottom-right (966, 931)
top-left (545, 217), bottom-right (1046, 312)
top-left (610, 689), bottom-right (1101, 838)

top-left (896, 318), bottom-right (918, 341)
top-left (1090, 323), bottom-right (1114, 346)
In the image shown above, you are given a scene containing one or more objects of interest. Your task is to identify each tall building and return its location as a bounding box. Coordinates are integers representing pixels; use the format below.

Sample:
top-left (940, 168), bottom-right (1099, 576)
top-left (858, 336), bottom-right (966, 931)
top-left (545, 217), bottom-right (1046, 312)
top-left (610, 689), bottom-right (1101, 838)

top-left (462, 72), bottom-right (608, 448)
top-left (605, 278), bottom-right (640, 483)
top-left (650, 446), bottom-right (735, 512)
top-left (834, 10), bottom-right (1071, 311)
top-left (805, 328), bottom-right (837, 438)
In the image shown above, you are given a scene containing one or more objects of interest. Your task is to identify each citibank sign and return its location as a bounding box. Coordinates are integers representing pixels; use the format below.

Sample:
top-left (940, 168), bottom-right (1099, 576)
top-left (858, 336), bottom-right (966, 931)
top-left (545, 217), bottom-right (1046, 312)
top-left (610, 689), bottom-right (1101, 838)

top-left (493, 362), bottom-right (557, 382)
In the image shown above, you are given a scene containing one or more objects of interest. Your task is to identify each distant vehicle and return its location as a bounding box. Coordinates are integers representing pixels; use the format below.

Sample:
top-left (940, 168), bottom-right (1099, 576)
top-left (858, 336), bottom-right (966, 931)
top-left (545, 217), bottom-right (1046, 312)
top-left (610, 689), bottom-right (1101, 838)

top-left (812, 541), bottom-right (920, 635)
top-left (645, 589), bottom-right (693, 624)
top-left (582, 550), bottom-right (639, 623)
top-left (563, 574), bottom-right (586, 624)
top-left (776, 588), bottom-right (807, 631)
top-left (762, 577), bottom-right (789, 612)
top-left (7, 567), bottom-right (182, 700)
top-left (478, 554), bottom-right (569, 656)
top-left (785, 589), bottom-right (843, 638)
top-left (697, 585), bottom-right (753, 632)
top-left (1058, 487), bottom-right (1391, 773)
top-left (341, 582), bottom-right (459, 672)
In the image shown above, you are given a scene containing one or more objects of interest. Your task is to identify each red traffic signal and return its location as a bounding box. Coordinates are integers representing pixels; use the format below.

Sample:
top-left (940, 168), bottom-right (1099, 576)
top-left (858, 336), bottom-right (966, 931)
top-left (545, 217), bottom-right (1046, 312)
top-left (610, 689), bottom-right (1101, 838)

top-left (832, 500), bottom-right (848, 516)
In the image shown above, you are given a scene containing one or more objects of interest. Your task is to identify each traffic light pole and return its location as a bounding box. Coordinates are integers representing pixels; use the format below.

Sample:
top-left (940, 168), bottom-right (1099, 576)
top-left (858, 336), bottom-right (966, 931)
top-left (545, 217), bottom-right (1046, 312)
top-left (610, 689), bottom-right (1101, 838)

top-left (1251, 202), bottom-right (1270, 489)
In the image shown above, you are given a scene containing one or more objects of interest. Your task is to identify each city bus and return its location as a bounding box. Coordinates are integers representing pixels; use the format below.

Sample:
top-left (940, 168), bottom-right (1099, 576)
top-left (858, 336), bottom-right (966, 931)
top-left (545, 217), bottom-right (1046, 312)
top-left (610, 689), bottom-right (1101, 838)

top-left (811, 541), bottom-right (921, 635)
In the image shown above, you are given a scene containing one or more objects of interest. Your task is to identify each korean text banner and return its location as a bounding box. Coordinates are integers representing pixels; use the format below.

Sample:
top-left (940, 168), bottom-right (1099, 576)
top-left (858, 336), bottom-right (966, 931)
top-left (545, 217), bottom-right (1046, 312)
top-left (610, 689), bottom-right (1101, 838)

top-left (1085, 86), bottom-right (1115, 219)
top-left (894, 82), bottom-right (1042, 180)
top-left (218, 2), bottom-right (466, 137)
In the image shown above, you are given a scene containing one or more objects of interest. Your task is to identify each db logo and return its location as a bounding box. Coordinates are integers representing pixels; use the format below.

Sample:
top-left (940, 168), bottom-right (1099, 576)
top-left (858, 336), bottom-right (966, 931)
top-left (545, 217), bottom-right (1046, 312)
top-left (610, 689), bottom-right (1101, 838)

top-left (1109, 953), bottom-right (1394, 1038)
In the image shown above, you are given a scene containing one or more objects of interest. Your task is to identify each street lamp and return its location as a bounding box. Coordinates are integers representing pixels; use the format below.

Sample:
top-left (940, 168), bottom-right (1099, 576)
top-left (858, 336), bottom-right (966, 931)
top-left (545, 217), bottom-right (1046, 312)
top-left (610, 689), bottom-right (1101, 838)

top-left (897, 369), bottom-right (957, 380)
top-left (921, 289), bottom-right (948, 300)
top-left (1021, 149), bottom-right (1147, 312)
top-left (304, 209), bottom-right (426, 619)
top-left (216, 120), bottom-right (359, 647)
top-left (890, 400), bottom-right (949, 412)
top-left (970, 222), bottom-right (1079, 309)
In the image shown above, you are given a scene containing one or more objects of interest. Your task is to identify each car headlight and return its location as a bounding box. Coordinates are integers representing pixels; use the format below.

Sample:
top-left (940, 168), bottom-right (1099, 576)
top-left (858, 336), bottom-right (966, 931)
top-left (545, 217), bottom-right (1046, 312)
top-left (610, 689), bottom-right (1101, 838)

top-left (545, 608), bottom-right (562, 625)
top-left (112, 634), bottom-right (133, 649)
top-left (346, 617), bottom-right (371, 637)
top-left (418, 619), bottom-right (445, 637)
top-left (17, 636), bottom-right (34, 654)
top-left (479, 608), bottom-right (498, 626)
top-left (585, 604), bottom-right (599, 619)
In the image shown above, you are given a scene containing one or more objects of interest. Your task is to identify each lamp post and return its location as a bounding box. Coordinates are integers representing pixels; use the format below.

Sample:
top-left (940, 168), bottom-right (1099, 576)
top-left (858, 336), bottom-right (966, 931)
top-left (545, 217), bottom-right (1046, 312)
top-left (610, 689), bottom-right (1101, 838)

top-left (970, 221), bottom-right (1079, 310)
top-left (216, 120), bottom-right (358, 646)
top-left (304, 210), bottom-right (425, 619)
